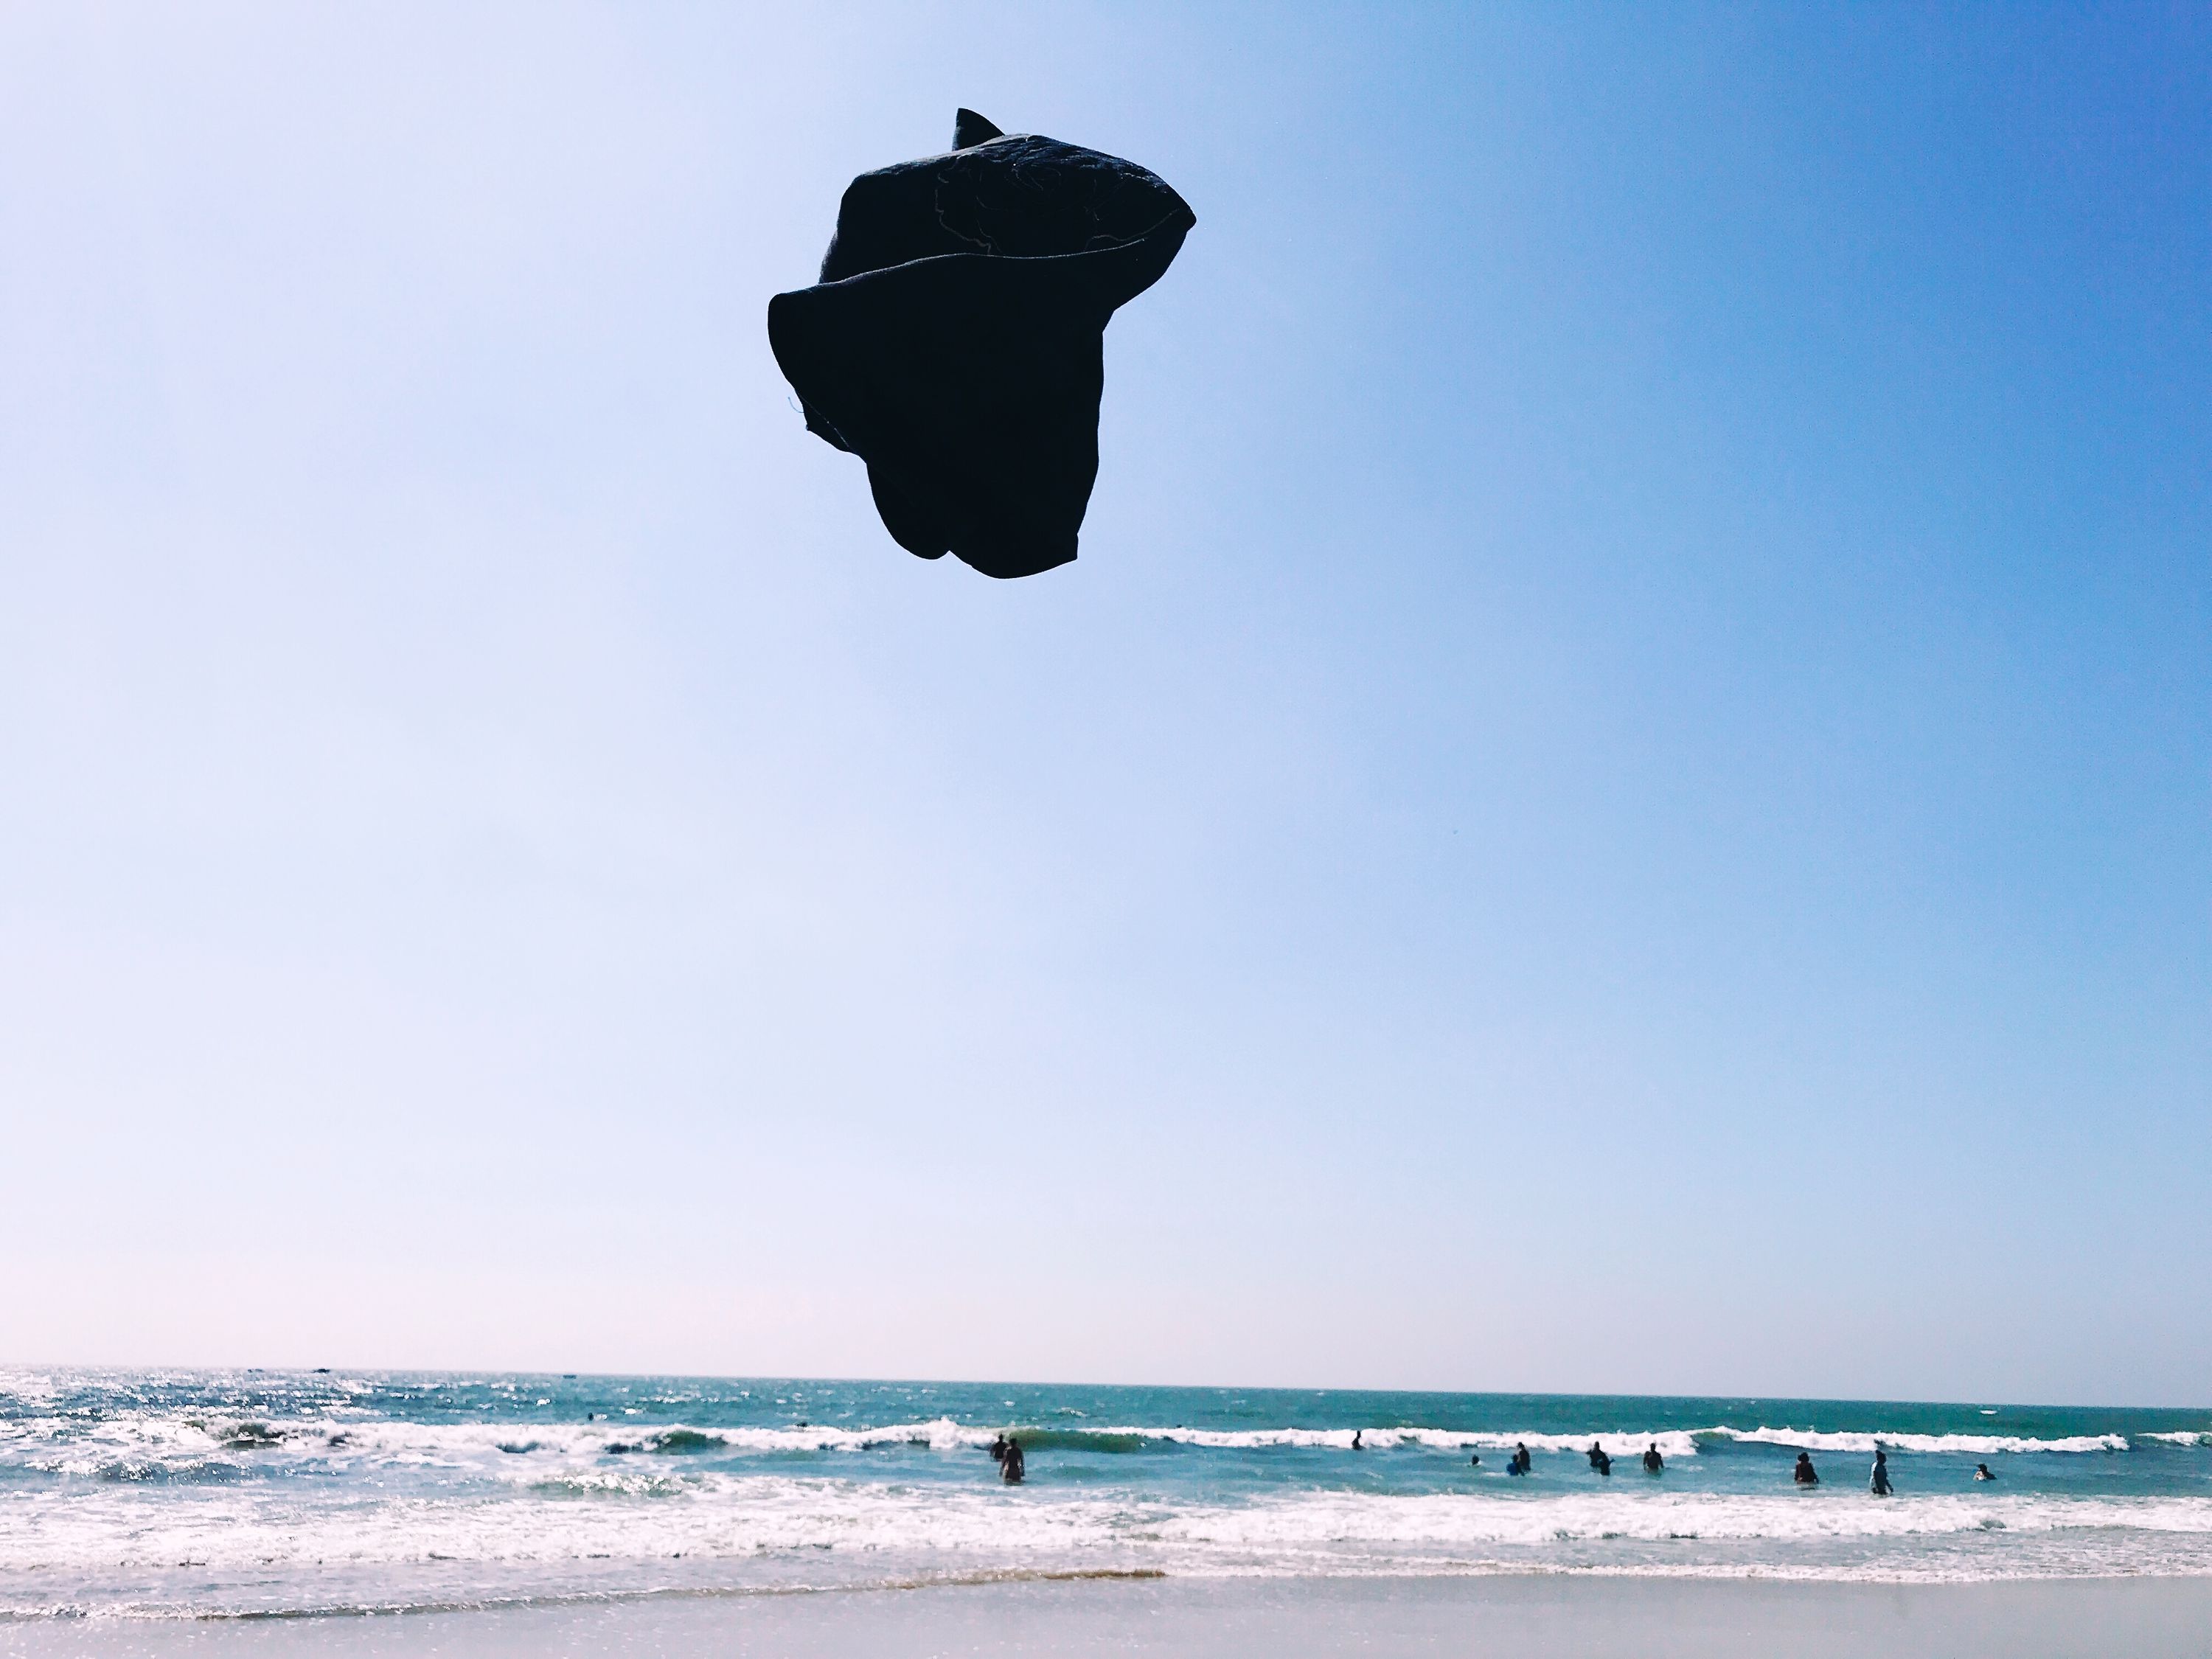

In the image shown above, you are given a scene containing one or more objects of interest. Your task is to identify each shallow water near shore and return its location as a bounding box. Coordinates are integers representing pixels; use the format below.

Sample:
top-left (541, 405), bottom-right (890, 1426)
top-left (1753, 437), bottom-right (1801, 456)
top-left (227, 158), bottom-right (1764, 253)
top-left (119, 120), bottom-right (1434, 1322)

top-left (4, 1370), bottom-right (2209, 1621)
top-left (7, 1576), bottom-right (2212, 1659)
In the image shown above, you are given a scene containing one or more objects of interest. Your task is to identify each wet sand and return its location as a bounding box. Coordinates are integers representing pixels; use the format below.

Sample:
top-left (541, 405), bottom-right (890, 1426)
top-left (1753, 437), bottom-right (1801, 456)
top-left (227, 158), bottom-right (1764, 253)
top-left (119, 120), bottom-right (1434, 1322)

top-left (7, 1573), bottom-right (2212, 1659)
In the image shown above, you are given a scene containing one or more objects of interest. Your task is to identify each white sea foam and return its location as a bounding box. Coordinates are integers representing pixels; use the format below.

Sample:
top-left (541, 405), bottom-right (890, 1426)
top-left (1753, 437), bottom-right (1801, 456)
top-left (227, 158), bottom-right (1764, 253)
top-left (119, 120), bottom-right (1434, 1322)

top-left (0, 1413), bottom-right (1001, 1478)
top-left (5, 1481), bottom-right (2211, 1588)
top-left (1708, 1427), bottom-right (2129, 1455)
top-left (1, 1411), bottom-right (2170, 1481)
top-left (1159, 1489), bottom-right (2212, 1554)
top-left (1069, 1426), bottom-right (1711, 1459)
top-left (7, 1423), bottom-right (2212, 1615)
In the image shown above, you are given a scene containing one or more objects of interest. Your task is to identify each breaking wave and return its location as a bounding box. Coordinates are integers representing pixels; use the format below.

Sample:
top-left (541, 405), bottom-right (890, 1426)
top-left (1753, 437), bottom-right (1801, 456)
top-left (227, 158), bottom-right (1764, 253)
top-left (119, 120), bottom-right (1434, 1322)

top-left (6, 1481), bottom-right (2212, 1608)
top-left (1705, 1427), bottom-right (2132, 1456)
top-left (5, 1413), bottom-right (2174, 1478)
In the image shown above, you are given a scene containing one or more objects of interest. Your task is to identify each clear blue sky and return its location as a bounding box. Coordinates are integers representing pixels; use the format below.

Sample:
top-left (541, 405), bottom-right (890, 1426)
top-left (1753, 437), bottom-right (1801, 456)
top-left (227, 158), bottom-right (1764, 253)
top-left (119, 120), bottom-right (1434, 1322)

top-left (1, 3), bottom-right (2205, 1404)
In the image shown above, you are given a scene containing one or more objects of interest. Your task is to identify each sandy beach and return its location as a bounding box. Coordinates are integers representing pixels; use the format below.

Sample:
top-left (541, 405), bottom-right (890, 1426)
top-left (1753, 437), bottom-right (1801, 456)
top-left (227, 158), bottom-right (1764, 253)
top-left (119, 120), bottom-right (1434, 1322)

top-left (8, 1573), bottom-right (2212, 1659)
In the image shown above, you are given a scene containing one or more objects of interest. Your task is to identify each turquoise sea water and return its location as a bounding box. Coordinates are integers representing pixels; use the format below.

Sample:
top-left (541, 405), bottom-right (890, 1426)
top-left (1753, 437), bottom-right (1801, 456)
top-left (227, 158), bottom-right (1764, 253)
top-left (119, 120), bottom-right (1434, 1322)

top-left (4, 1370), bottom-right (2209, 1618)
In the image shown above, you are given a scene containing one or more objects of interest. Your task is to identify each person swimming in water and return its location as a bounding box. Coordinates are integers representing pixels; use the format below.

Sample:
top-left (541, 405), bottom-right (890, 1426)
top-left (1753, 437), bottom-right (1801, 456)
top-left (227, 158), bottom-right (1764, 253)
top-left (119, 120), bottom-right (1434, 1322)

top-left (1870, 1448), bottom-right (1892, 1495)
top-left (1469, 1451), bottom-right (1481, 1467)
top-left (1000, 1436), bottom-right (1025, 1484)
top-left (1643, 1442), bottom-right (1663, 1473)
top-left (1587, 1441), bottom-right (1612, 1475)
top-left (1975, 1462), bottom-right (1996, 1481)
top-left (988, 1433), bottom-right (1008, 1465)
top-left (1509, 1442), bottom-right (1531, 1475)
top-left (1352, 1430), bottom-right (1363, 1451)
top-left (1793, 1452), bottom-right (1819, 1486)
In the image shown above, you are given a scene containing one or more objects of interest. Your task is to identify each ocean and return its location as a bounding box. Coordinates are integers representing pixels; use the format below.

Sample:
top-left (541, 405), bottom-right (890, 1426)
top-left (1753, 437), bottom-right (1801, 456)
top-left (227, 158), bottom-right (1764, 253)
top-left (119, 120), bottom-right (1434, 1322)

top-left (4, 1370), bottom-right (2209, 1621)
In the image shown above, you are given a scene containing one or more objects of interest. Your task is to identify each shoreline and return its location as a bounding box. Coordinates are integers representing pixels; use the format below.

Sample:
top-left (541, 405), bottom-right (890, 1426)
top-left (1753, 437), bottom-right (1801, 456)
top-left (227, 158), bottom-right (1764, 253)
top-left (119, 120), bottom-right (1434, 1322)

top-left (8, 1573), bottom-right (2212, 1658)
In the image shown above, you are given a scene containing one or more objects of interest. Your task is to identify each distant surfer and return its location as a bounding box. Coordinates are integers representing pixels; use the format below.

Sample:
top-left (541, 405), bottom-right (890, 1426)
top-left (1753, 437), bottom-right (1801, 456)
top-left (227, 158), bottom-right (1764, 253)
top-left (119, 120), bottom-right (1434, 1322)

top-left (1869, 1449), bottom-right (1892, 1495)
top-left (989, 1433), bottom-right (1008, 1465)
top-left (1001, 1436), bottom-right (1025, 1484)
top-left (1587, 1441), bottom-right (1612, 1476)
top-left (1974, 1462), bottom-right (1996, 1481)
top-left (1469, 1452), bottom-right (1481, 1467)
top-left (1509, 1442), bottom-right (1531, 1475)
top-left (1793, 1452), bottom-right (1819, 1486)
top-left (1643, 1442), bottom-right (1664, 1473)
top-left (1352, 1430), bottom-right (1363, 1451)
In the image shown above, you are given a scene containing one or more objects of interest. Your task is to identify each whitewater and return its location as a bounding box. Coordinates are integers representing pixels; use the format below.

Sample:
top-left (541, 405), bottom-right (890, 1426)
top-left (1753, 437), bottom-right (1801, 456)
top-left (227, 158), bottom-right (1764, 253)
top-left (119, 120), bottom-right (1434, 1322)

top-left (2, 1371), bottom-right (2208, 1620)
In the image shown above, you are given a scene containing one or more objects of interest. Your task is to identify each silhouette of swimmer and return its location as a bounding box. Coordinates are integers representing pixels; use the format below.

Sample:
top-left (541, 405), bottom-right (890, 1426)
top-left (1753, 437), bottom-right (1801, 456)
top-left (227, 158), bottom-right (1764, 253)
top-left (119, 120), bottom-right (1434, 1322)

top-left (1001, 1436), bottom-right (1025, 1484)
top-left (1793, 1452), bottom-right (1820, 1486)
top-left (1469, 1452), bottom-right (1481, 1468)
top-left (988, 1433), bottom-right (1008, 1465)
top-left (1587, 1441), bottom-right (1612, 1476)
top-left (1870, 1449), bottom-right (1893, 1495)
top-left (1974, 1462), bottom-right (1997, 1481)
top-left (1352, 1430), bottom-right (1363, 1450)
top-left (768, 110), bottom-right (1195, 580)
top-left (1643, 1443), bottom-right (1664, 1473)
top-left (1509, 1442), bottom-right (1532, 1475)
